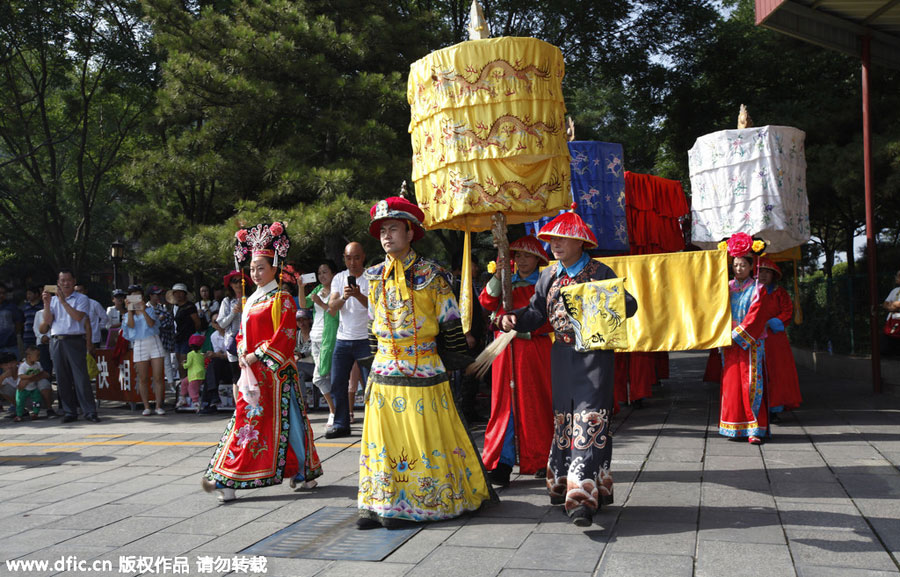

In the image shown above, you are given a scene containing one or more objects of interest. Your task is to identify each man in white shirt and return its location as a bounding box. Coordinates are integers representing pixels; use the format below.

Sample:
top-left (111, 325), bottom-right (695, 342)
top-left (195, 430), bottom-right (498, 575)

top-left (40, 269), bottom-right (100, 423)
top-left (75, 284), bottom-right (109, 351)
top-left (326, 242), bottom-right (370, 438)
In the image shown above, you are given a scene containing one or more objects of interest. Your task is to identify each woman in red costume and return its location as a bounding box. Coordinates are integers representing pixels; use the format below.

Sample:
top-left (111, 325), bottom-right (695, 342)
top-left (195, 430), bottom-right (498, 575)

top-left (719, 234), bottom-right (778, 445)
top-left (756, 258), bottom-right (801, 419)
top-left (202, 222), bottom-right (322, 502)
top-left (478, 235), bottom-right (554, 487)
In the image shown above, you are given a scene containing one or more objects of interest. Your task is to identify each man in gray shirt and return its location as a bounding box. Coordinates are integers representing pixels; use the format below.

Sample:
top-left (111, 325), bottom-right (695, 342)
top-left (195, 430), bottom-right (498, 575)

top-left (40, 269), bottom-right (99, 423)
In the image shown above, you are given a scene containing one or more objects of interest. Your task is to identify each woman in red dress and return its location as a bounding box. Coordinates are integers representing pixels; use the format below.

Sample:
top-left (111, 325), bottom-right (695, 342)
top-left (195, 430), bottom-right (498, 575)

top-left (756, 258), bottom-right (801, 418)
top-left (478, 235), bottom-right (554, 486)
top-left (202, 222), bottom-right (322, 502)
top-left (718, 234), bottom-right (778, 445)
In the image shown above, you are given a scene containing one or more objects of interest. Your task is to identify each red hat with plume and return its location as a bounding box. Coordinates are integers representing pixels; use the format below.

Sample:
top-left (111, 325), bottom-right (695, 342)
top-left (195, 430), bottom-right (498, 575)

top-left (537, 203), bottom-right (598, 249)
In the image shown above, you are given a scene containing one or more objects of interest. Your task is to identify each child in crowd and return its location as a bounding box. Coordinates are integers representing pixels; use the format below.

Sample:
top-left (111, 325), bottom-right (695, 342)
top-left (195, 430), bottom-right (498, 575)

top-left (178, 334), bottom-right (207, 410)
top-left (0, 352), bottom-right (18, 416)
top-left (14, 346), bottom-right (52, 422)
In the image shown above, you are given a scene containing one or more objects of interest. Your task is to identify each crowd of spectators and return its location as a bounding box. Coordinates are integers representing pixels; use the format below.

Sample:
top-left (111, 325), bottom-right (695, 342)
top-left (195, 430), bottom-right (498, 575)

top-left (0, 250), bottom-right (492, 426)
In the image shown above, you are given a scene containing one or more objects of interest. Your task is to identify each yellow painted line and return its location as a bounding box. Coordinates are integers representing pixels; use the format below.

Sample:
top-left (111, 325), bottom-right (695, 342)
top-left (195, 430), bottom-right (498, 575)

top-left (0, 455), bottom-right (57, 462)
top-left (0, 441), bottom-right (215, 448)
top-left (0, 440), bottom-right (358, 448)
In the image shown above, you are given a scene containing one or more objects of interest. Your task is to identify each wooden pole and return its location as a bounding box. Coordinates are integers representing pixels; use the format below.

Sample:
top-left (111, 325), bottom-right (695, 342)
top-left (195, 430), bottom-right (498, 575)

top-left (862, 36), bottom-right (881, 393)
top-left (491, 212), bottom-right (513, 311)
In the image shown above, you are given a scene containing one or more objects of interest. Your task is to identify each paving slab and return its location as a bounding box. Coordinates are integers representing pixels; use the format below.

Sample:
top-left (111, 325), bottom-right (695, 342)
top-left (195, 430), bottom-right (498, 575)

top-left (696, 540), bottom-right (795, 577)
top-left (596, 551), bottom-right (694, 577)
top-left (405, 545), bottom-right (514, 577)
top-left (607, 520), bottom-right (696, 555)
top-left (505, 532), bottom-right (605, 572)
top-left (697, 507), bottom-right (785, 544)
top-left (786, 526), bottom-right (899, 571)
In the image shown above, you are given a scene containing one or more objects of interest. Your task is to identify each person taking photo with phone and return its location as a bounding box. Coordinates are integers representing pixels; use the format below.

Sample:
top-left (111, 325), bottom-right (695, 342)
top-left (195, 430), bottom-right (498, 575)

top-left (325, 242), bottom-right (370, 438)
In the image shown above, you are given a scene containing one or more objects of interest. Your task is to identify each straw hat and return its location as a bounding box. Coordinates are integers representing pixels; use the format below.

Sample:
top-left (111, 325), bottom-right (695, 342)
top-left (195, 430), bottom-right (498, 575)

top-left (165, 283), bottom-right (194, 305)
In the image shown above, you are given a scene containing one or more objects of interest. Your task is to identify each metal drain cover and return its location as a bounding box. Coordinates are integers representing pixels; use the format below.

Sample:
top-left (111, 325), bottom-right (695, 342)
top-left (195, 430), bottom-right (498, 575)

top-left (241, 507), bottom-right (422, 561)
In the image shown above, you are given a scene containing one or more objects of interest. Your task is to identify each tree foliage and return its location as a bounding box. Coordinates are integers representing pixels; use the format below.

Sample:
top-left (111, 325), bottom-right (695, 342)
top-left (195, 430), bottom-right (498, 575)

top-left (0, 0), bottom-right (156, 277)
top-left (125, 0), bottom-right (443, 275)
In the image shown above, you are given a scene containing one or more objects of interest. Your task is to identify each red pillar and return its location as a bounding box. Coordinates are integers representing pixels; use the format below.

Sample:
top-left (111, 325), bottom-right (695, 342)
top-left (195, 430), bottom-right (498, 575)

top-left (862, 36), bottom-right (881, 393)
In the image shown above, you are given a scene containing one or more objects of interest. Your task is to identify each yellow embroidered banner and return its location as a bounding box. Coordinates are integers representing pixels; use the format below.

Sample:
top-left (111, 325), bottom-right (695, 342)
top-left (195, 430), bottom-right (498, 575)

top-left (597, 250), bottom-right (731, 352)
top-left (560, 278), bottom-right (629, 351)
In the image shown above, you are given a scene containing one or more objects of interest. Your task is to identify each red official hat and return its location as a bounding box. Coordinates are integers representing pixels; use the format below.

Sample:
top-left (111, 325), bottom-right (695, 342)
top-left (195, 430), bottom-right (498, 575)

top-left (537, 203), bottom-right (598, 249)
top-left (509, 235), bottom-right (549, 266)
top-left (757, 256), bottom-right (782, 280)
top-left (369, 196), bottom-right (426, 242)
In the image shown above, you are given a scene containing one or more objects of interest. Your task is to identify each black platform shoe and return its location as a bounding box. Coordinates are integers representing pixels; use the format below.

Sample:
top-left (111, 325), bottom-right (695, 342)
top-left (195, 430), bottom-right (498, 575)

top-left (569, 506), bottom-right (593, 527)
top-left (487, 463), bottom-right (512, 487)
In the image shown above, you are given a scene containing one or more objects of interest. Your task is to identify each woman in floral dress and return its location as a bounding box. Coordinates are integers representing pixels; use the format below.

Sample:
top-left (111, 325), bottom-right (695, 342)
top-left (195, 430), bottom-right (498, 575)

top-left (718, 234), bottom-right (778, 445)
top-left (202, 222), bottom-right (322, 502)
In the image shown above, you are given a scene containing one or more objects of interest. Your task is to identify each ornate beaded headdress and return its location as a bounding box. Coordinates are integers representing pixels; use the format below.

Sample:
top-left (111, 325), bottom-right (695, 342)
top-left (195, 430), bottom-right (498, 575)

top-left (234, 222), bottom-right (290, 270)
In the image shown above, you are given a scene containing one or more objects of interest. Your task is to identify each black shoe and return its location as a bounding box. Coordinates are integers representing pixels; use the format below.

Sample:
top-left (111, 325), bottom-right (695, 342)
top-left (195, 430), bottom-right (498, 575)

top-left (550, 493), bottom-right (566, 505)
top-left (533, 468), bottom-right (547, 480)
top-left (86, 415), bottom-right (101, 423)
top-left (62, 415), bottom-right (77, 423)
top-left (632, 398), bottom-right (644, 409)
top-left (356, 517), bottom-right (381, 530)
top-left (570, 506), bottom-right (593, 527)
top-left (487, 463), bottom-right (512, 487)
top-left (46, 409), bottom-right (57, 418)
top-left (198, 406), bottom-right (218, 415)
top-left (769, 411), bottom-right (781, 423)
top-left (324, 427), bottom-right (351, 439)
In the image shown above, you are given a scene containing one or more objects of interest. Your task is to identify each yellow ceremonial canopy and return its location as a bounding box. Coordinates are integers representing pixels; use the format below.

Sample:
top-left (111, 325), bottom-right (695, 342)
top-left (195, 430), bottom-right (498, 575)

top-left (408, 37), bottom-right (572, 232)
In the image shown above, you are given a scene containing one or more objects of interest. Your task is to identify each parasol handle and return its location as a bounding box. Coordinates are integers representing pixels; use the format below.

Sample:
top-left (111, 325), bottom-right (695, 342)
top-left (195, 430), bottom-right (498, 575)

top-left (491, 212), bottom-right (514, 311)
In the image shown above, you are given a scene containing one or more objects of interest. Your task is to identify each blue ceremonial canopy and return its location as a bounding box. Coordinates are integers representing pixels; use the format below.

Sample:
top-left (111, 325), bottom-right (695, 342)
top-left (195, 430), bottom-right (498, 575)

top-left (525, 141), bottom-right (629, 253)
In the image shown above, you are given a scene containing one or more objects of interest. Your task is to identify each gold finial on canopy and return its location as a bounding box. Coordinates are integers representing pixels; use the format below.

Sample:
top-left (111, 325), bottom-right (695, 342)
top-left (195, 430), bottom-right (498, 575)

top-left (467, 0), bottom-right (491, 40)
top-left (400, 180), bottom-right (408, 198)
top-left (737, 104), bottom-right (753, 129)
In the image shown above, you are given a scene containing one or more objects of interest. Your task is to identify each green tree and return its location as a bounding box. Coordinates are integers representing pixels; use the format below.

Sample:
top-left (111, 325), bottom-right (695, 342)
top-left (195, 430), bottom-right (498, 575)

top-left (0, 0), bottom-right (156, 277)
top-left (129, 0), bottom-right (444, 276)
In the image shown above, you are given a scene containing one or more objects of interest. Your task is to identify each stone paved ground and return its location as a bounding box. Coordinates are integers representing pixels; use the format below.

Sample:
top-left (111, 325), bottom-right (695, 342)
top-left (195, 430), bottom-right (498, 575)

top-left (1, 351), bottom-right (900, 576)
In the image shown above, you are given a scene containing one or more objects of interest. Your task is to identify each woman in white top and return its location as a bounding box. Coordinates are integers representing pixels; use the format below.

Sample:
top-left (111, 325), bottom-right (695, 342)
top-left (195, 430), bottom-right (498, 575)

top-left (123, 285), bottom-right (166, 416)
top-left (304, 260), bottom-right (339, 427)
top-left (216, 271), bottom-right (253, 382)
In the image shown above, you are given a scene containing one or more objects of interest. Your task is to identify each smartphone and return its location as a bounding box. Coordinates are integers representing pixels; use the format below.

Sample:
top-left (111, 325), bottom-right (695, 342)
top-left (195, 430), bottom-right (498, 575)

top-left (126, 294), bottom-right (143, 310)
top-left (300, 272), bottom-right (317, 284)
top-left (347, 275), bottom-right (357, 288)
top-left (43, 285), bottom-right (57, 295)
